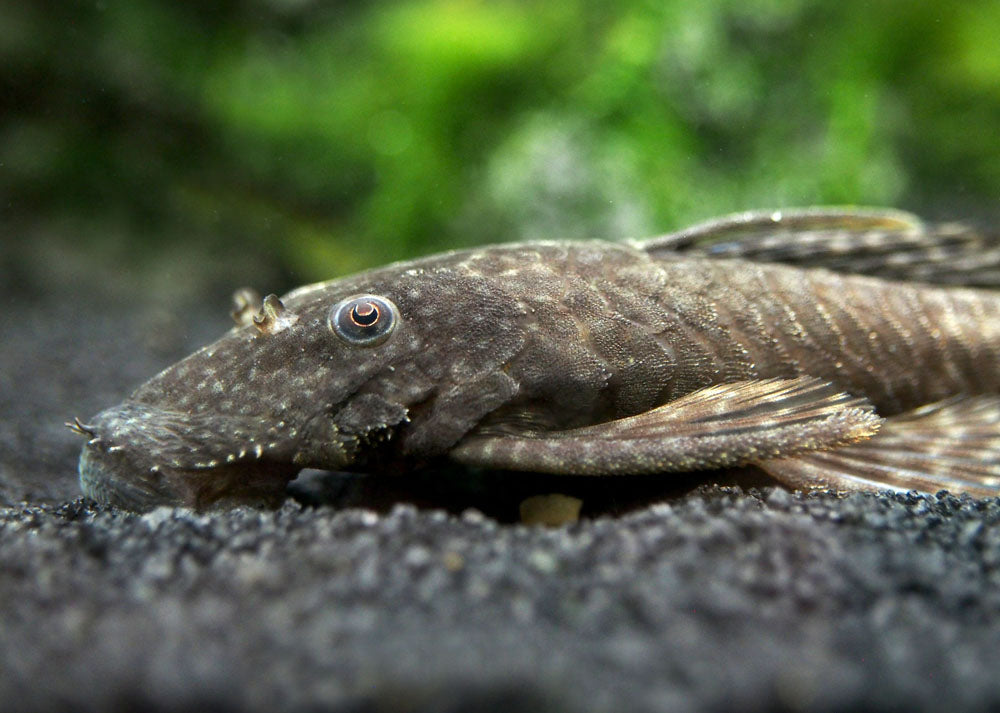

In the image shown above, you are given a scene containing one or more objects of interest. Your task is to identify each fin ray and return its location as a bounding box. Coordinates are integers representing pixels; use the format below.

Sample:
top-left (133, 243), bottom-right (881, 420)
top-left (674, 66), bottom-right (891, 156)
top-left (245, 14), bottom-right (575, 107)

top-left (760, 395), bottom-right (1000, 497)
top-left (639, 207), bottom-right (1000, 287)
top-left (451, 377), bottom-right (880, 475)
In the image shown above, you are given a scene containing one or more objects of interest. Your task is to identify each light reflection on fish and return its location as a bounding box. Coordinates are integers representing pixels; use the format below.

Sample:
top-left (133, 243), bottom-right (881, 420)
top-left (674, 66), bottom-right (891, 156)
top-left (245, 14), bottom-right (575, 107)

top-left (70, 207), bottom-right (1000, 510)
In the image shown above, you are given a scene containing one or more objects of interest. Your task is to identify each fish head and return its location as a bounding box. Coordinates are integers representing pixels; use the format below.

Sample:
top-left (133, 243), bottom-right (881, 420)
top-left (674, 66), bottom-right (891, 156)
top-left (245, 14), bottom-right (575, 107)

top-left (75, 250), bottom-right (527, 510)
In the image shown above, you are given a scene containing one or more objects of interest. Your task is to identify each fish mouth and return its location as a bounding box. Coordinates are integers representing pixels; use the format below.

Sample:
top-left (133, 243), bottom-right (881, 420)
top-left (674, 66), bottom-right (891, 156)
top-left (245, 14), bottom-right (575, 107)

top-left (74, 403), bottom-right (301, 511)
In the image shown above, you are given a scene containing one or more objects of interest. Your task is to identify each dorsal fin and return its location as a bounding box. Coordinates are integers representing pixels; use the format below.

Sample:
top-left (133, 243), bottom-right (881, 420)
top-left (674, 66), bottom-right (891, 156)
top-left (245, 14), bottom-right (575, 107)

top-left (637, 207), bottom-right (1000, 287)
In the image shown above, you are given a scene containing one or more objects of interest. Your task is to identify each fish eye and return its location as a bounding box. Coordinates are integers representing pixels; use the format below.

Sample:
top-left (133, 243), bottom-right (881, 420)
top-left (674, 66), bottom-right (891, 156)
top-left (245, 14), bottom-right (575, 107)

top-left (328, 294), bottom-right (399, 346)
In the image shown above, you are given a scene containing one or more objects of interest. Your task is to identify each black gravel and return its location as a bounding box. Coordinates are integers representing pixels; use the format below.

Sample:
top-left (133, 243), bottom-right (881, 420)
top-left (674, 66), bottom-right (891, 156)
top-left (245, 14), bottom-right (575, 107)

top-left (3, 266), bottom-right (1000, 713)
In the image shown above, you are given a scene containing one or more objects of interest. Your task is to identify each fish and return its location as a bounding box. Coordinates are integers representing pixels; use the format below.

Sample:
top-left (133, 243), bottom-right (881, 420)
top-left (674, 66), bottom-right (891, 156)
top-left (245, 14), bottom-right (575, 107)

top-left (70, 207), bottom-right (1000, 511)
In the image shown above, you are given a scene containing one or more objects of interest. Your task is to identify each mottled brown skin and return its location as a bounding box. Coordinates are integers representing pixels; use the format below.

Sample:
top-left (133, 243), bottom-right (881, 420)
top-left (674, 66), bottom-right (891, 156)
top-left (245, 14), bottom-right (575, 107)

top-left (76, 209), bottom-right (1000, 510)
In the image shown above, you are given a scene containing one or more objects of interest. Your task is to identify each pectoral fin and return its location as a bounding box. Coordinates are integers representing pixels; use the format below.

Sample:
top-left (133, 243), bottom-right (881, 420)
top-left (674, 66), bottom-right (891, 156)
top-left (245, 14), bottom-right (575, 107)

top-left (760, 396), bottom-right (1000, 497)
top-left (640, 207), bottom-right (1000, 287)
top-left (450, 377), bottom-right (880, 475)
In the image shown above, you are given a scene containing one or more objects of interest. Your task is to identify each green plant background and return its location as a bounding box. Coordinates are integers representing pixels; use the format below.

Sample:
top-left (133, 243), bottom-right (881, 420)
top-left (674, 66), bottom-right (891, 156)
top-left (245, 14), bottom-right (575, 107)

top-left (3, 0), bottom-right (999, 282)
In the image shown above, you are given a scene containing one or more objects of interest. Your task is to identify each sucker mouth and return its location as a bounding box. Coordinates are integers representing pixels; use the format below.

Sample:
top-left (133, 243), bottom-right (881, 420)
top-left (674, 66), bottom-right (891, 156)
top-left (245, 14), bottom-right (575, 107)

top-left (73, 403), bottom-right (303, 511)
top-left (79, 433), bottom-right (301, 511)
top-left (78, 441), bottom-right (179, 510)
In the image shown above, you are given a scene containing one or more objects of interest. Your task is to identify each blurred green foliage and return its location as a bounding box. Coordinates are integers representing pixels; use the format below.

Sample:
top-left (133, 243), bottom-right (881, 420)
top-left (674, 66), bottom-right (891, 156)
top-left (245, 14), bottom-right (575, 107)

top-left (2, 0), bottom-right (1000, 279)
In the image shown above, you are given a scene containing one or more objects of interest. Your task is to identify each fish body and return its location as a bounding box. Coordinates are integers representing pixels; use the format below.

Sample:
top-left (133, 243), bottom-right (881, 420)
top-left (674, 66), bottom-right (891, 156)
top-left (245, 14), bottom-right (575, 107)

top-left (74, 208), bottom-right (1000, 510)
